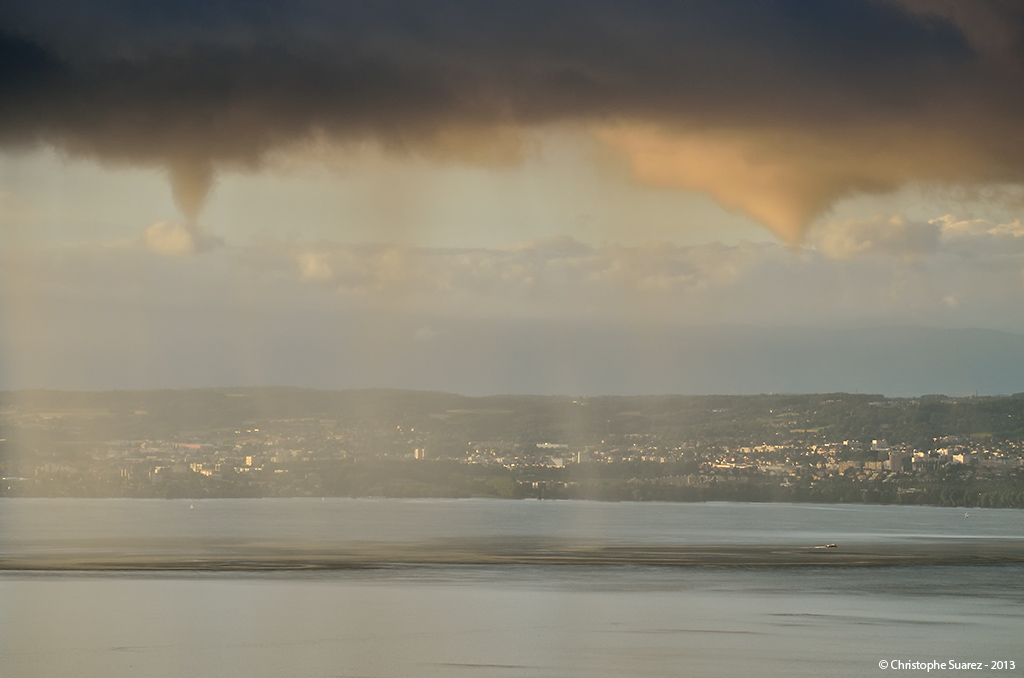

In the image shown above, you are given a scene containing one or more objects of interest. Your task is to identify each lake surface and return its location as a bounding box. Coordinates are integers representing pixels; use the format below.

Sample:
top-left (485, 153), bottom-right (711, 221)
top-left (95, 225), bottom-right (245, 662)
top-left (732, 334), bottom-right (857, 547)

top-left (2, 499), bottom-right (1023, 677)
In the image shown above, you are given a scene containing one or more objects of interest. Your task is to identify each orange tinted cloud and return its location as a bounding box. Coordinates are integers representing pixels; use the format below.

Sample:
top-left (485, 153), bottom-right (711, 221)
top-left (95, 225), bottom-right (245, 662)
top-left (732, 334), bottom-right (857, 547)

top-left (595, 117), bottom-right (1024, 243)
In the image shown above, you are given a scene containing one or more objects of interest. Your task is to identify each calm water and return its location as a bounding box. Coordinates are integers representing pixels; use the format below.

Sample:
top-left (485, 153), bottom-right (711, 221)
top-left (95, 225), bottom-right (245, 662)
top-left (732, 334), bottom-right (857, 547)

top-left (2, 499), bottom-right (1023, 678)
top-left (4, 498), bottom-right (1023, 551)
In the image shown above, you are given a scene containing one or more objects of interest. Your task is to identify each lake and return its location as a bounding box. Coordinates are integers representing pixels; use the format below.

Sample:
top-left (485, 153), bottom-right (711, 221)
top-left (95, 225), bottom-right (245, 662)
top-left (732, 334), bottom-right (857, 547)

top-left (2, 499), bottom-right (1022, 677)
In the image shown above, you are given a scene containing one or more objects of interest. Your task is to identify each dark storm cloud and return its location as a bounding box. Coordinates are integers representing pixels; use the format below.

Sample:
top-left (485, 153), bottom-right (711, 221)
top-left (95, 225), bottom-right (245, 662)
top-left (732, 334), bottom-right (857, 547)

top-left (2, 0), bottom-right (1023, 234)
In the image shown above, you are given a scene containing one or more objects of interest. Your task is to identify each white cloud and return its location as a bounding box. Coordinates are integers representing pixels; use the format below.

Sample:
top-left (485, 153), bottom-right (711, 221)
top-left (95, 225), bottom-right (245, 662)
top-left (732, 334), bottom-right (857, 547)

top-left (935, 214), bottom-right (1024, 249)
top-left (142, 221), bottom-right (195, 256)
top-left (141, 221), bottom-right (223, 256)
top-left (809, 215), bottom-right (941, 260)
top-left (297, 250), bottom-right (333, 282)
top-left (265, 233), bottom-right (1024, 330)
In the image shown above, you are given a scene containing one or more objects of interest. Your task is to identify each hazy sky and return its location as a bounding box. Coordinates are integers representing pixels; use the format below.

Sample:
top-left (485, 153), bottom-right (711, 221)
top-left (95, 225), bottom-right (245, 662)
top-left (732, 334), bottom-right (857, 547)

top-left (2, 0), bottom-right (1024, 395)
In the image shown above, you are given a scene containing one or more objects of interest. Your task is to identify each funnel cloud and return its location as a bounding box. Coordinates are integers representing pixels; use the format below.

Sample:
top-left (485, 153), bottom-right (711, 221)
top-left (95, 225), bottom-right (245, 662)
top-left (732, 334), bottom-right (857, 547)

top-left (2, 0), bottom-right (1024, 236)
top-left (167, 156), bottom-right (214, 226)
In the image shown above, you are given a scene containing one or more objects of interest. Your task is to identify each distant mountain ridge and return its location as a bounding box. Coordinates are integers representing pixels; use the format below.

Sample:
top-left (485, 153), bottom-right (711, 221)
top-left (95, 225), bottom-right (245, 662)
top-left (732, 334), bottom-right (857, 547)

top-left (1, 322), bottom-right (1022, 397)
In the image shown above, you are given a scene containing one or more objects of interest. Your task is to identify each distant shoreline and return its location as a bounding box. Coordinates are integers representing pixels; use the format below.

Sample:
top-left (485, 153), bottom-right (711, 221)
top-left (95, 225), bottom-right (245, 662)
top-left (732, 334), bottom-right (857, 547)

top-left (3, 494), bottom-right (1024, 511)
top-left (4, 539), bottom-right (1024, 571)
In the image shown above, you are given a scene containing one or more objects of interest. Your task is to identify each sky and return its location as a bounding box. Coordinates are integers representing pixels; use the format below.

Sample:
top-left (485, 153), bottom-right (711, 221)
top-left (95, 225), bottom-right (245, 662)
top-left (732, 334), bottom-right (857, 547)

top-left (2, 0), bottom-right (1024, 396)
